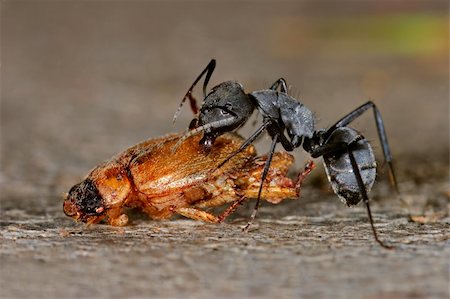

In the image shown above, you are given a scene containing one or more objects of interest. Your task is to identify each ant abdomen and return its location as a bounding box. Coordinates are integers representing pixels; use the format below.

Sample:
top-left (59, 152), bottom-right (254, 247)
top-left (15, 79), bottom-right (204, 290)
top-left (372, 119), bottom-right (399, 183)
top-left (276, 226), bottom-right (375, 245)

top-left (323, 127), bottom-right (376, 206)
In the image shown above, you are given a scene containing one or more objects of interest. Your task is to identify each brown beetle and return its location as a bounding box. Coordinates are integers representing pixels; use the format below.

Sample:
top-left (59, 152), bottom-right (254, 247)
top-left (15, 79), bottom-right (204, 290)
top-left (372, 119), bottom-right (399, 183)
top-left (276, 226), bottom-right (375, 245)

top-left (63, 133), bottom-right (314, 226)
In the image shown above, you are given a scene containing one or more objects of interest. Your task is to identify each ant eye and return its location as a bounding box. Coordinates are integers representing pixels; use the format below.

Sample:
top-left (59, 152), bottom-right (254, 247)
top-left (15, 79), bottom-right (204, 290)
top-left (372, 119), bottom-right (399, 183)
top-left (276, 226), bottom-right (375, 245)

top-left (220, 103), bottom-right (232, 115)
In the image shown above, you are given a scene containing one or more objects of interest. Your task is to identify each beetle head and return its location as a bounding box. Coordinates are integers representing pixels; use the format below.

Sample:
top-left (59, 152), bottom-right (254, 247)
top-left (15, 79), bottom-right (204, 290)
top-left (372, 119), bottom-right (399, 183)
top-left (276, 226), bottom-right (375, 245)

top-left (63, 179), bottom-right (106, 224)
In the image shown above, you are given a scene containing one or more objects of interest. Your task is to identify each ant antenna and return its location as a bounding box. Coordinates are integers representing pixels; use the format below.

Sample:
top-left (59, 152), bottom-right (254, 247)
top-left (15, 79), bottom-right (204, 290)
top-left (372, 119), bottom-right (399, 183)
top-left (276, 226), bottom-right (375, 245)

top-left (172, 117), bottom-right (237, 153)
top-left (173, 59), bottom-right (216, 125)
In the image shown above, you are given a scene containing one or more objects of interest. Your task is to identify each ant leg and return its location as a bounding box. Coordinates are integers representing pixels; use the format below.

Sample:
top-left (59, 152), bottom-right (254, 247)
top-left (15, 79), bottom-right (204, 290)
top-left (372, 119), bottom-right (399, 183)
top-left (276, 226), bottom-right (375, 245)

top-left (308, 137), bottom-right (364, 159)
top-left (269, 78), bottom-right (288, 93)
top-left (216, 120), bottom-right (271, 169)
top-left (243, 134), bottom-right (279, 232)
top-left (346, 145), bottom-right (393, 249)
top-left (277, 131), bottom-right (296, 152)
top-left (326, 101), bottom-right (400, 197)
top-left (266, 121), bottom-right (295, 152)
top-left (173, 59), bottom-right (216, 124)
top-left (306, 133), bottom-right (393, 248)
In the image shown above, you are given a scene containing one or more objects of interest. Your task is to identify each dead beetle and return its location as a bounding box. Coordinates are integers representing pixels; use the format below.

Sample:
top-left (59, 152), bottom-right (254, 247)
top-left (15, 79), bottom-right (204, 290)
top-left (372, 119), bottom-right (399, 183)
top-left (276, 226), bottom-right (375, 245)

top-left (64, 133), bottom-right (314, 226)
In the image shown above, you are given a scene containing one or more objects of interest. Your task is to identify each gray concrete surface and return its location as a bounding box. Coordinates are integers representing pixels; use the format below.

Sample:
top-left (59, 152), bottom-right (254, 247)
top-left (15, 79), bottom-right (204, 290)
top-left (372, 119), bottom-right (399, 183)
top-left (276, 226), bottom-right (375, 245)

top-left (1, 1), bottom-right (449, 299)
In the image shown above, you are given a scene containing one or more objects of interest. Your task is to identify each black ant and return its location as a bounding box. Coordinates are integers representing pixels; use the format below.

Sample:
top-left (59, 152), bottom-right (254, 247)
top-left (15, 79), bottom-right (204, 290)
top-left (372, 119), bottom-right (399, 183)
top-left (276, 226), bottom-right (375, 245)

top-left (173, 59), bottom-right (400, 249)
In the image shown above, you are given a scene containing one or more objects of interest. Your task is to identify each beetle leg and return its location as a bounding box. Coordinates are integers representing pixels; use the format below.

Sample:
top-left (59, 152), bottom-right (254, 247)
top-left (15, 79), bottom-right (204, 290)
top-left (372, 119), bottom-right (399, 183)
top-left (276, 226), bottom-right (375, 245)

top-left (176, 195), bottom-right (248, 224)
top-left (174, 207), bottom-right (220, 223)
top-left (193, 192), bottom-right (238, 209)
top-left (295, 160), bottom-right (316, 195)
top-left (105, 208), bottom-right (129, 226)
top-left (217, 196), bottom-right (248, 223)
top-left (177, 196), bottom-right (250, 224)
top-left (237, 152), bottom-right (299, 204)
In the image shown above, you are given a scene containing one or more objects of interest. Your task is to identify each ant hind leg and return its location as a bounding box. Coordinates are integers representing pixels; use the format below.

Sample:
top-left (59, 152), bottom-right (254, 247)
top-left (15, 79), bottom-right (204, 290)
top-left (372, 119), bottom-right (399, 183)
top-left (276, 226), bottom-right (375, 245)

top-left (346, 145), bottom-right (393, 249)
top-left (326, 101), bottom-right (401, 200)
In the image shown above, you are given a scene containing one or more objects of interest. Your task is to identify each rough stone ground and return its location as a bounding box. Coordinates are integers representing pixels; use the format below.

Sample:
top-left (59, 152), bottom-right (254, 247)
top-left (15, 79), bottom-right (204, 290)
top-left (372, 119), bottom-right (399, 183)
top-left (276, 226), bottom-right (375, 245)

top-left (1, 166), bottom-right (449, 299)
top-left (1, 2), bottom-right (449, 299)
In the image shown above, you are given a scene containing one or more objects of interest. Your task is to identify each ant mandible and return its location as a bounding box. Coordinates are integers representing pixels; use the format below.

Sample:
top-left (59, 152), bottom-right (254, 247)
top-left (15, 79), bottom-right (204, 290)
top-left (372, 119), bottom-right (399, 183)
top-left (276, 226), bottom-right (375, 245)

top-left (173, 59), bottom-right (400, 249)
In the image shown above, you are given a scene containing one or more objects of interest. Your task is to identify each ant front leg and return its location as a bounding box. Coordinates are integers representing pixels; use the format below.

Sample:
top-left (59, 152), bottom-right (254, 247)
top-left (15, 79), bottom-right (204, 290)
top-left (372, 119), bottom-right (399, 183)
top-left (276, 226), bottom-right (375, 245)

top-left (173, 59), bottom-right (217, 125)
top-left (216, 119), bottom-right (272, 169)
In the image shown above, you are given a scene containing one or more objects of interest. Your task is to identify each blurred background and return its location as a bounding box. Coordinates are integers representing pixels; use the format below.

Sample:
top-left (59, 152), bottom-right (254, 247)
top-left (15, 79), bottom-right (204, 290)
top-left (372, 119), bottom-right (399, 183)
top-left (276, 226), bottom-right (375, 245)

top-left (2, 1), bottom-right (448, 203)
top-left (1, 2), bottom-right (449, 299)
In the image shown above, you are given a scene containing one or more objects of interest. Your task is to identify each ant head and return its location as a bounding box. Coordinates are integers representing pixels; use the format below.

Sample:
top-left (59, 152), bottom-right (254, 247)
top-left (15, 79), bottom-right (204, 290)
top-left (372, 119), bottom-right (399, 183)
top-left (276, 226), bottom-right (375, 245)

top-left (197, 81), bottom-right (254, 148)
